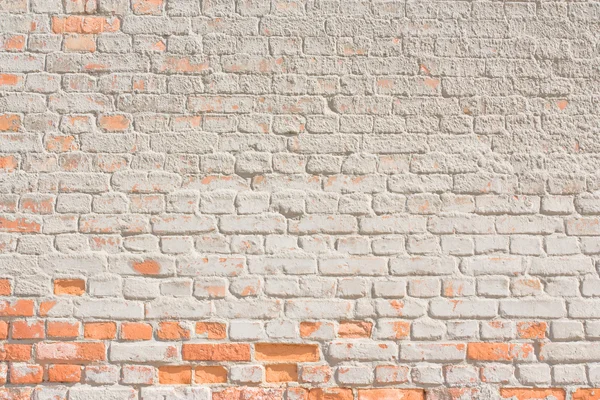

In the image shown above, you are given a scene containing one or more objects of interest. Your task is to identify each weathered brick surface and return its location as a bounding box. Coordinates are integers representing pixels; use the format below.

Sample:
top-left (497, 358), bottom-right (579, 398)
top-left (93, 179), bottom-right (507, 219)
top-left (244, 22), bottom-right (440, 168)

top-left (0, 0), bottom-right (599, 398)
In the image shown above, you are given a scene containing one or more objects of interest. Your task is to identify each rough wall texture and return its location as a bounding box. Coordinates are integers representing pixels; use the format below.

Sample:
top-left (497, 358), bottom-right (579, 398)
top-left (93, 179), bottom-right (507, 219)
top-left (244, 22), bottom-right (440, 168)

top-left (1, 0), bottom-right (600, 399)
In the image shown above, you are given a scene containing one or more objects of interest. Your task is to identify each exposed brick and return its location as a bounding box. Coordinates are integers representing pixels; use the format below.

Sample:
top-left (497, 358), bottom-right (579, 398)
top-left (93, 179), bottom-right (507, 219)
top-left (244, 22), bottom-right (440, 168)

top-left (195, 366), bottom-right (228, 384)
top-left (48, 364), bottom-right (81, 383)
top-left (11, 320), bottom-right (44, 339)
top-left (0, 300), bottom-right (34, 317)
top-left (182, 344), bottom-right (251, 361)
top-left (158, 366), bottom-right (192, 384)
top-left (255, 343), bottom-right (320, 362)
top-left (47, 321), bottom-right (80, 339)
top-left (120, 323), bottom-right (153, 340)
top-left (54, 279), bottom-right (85, 296)
top-left (467, 343), bottom-right (535, 362)
top-left (266, 364), bottom-right (298, 383)
top-left (84, 322), bottom-right (116, 340)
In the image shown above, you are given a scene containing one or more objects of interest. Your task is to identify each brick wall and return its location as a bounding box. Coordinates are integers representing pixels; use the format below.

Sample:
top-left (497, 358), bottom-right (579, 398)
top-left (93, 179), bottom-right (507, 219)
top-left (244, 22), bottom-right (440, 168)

top-left (0, 0), bottom-right (599, 398)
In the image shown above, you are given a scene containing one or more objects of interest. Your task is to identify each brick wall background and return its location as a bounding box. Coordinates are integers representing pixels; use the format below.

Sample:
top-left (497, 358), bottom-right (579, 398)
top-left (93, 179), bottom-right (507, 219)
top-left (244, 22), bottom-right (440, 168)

top-left (0, 0), bottom-right (599, 398)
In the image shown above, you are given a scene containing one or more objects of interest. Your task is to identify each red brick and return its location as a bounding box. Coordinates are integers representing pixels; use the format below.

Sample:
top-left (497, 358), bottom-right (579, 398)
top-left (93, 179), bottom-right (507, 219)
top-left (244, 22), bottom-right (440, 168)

top-left (84, 322), bottom-right (116, 340)
top-left (182, 343), bottom-right (251, 361)
top-left (48, 364), bottom-right (81, 383)
top-left (158, 366), bottom-right (191, 384)
top-left (9, 364), bottom-right (43, 384)
top-left (11, 320), bottom-right (45, 339)
top-left (121, 322), bottom-right (153, 340)
top-left (255, 343), bottom-right (320, 362)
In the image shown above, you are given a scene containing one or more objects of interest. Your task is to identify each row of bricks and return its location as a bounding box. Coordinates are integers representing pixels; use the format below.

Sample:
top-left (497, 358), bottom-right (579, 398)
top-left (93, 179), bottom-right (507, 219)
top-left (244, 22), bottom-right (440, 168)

top-left (4, 0), bottom-right (600, 20)
top-left (5, 213), bottom-right (600, 236)
top-left (9, 317), bottom-right (600, 344)
top-left (0, 192), bottom-right (597, 218)
top-left (8, 273), bottom-right (600, 299)
top-left (0, 172), bottom-right (587, 196)
top-left (3, 360), bottom-right (600, 386)
top-left (0, 62), bottom-right (576, 100)
top-left (0, 91), bottom-right (587, 116)
top-left (0, 318), bottom-right (551, 341)
top-left (0, 70), bottom-right (583, 102)
top-left (0, 386), bottom-right (598, 400)
top-left (6, 0), bottom-right (595, 20)
top-left (8, 295), bottom-right (600, 320)
top-left (3, 233), bottom-right (600, 259)
top-left (0, 109), bottom-right (589, 139)
top-left (1, 52), bottom-right (597, 80)
top-left (3, 15), bottom-right (595, 40)
top-left (2, 191), bottom-right (600, 217)
top-left (0, 151), bottom-right (589, 187)
top-left (3, 254), bottom-right (599, 276)
top-left (2, 340), bottom-right (599, 364)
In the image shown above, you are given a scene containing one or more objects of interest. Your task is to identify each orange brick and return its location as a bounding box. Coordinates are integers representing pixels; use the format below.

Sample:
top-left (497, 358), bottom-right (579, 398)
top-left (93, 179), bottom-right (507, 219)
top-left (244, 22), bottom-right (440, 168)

top-left (517, 321), bottom-right (547, 339)
top-left (64, 34), bottom-right (96, 52)
top-left (48, 364), bottom-right (81, 383)
top-left (0, 279), bottom-right (11, 295)
top-left (0, 156), bottom-right (18, 172)
top-left (338, 321), bottom-right (372, 338)
top-left (0, 74), bottom-right (21, 86)
top-left (121, 322), bottom-right (153, 340)
top-left (47, 321), bottom-right (80, 339)
top-left (98, 114), bottom-right (130, 131)
top-left (255, 343), bottom-right (320, 362)
top-left (500, 388), bottom-right (565, 400)
top-left (182, 343), bottom-right (251, 361)
top-left (84, 322), bottom-right (116, 340)
top-left (266, 363), bottom-right (298, 382)
top-left (11, 320), bottom-right (45, 339)
top-left (0, 299), bottom-right (34, 317)
top-left (573, 389), bottom-right (600, 400)
top-left (194, 366), bottom-right (227, 384)
top-left (158, 366), bottom-right (192, 384)
top-left (35, 342), bottom-right (105, 363)
top-left (52, 16), bottom-right (120, 34)
top-left (132, 0), bottom-right (163, 14)
top-left (307, 388), bottom-right (353, 400)
top-left (157, 321), bottom-right (190, 340)
top-left (54, 279), bottom-right (85, 296)
top-left (131, 259), bottom-right (161, 275)
top-left (0, 344), bottom-right (31, 361)
top-left (0, 216), bottom-right (40, 233)
top-left (358, 389), bottom-right (425, 400)
top-left (0, 114), bottom-right (21, 132)
top-left (467, 343), bottom-right (534, 362)
top-left (195, 322), bottom-right (227, 339)
top-left (0, 321), bottom-right (7, 339)
top-left (9, 364), bottom-right (43, 384)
